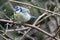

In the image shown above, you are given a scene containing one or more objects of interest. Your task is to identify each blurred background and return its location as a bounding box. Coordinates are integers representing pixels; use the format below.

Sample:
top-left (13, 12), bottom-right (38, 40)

top-left (0, 0), bottom-right (60, 40)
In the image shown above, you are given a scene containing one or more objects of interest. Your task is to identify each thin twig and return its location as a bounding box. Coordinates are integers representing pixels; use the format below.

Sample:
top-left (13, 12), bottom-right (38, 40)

top-left (3, 23), bottom-right (9, 35)
top-left (55, 0), bottom-right (60, 9)
top-left (54, 27), bottom-right (60, 37)
top-left (8, 2), bottom-right (14, 11)
top-left (33, 12), bottom-right (48, 25)
top-left (6, 27), bottom-right (29, 32)
top-left (0, 11), bottom-right (10, 19)
top-left (37, 14), bottom-right (55, 25)
top-left (0, 34), bottom-right (8, 40)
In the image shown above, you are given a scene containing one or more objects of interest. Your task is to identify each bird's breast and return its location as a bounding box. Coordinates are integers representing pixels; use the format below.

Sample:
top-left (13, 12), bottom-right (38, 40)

top-left (14, 12), bottom-right (31, 22)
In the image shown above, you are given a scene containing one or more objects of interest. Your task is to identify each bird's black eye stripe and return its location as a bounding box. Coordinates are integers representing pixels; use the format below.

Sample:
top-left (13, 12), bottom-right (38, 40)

top-left (16, 9), bottom-right (19, 11)
top-left (20, 8), bottom-right (22, 12)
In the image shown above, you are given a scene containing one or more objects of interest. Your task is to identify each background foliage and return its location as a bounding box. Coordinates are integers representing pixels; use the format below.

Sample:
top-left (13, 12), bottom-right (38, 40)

top-left (0, 0), bottom-right (60, 40)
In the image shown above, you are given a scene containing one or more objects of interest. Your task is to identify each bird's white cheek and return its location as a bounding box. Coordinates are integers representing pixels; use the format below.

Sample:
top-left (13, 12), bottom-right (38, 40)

top-left (15, 10), bottom-right (21, 13)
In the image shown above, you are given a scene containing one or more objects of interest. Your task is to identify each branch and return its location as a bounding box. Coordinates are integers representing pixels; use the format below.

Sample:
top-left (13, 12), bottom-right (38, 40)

top-left (6, 27), bottom-right (29, 32)
top-left (0, 19), bottom-right (21, 24)
top-left (0, 19), bottom-right (59, 40)
top-left (37, 14), bottom-right (54, 25)
top-left (9, 0), bottom-right (60, 16)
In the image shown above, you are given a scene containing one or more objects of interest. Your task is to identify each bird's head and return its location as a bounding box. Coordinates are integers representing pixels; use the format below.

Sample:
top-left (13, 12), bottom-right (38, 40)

top-left (14, 5), bottom-right (22, 13)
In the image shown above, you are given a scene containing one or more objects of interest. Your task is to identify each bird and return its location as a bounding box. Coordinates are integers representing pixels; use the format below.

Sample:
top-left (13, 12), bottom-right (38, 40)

top-left (14, 5), bottom-right (36, 24)
top-left (14, 5), bottom-right (36, 35)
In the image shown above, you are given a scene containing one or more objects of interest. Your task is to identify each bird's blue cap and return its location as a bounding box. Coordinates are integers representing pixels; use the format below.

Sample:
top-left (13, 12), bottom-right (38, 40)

top-left (14, 5), bottom-right (22, 12)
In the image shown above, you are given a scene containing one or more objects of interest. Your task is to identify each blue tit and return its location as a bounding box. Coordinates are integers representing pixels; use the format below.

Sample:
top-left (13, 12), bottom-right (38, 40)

top-left (14, 5), bottom-right (36, 24)
top-left (14, 5), bottom-right (31, 22)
